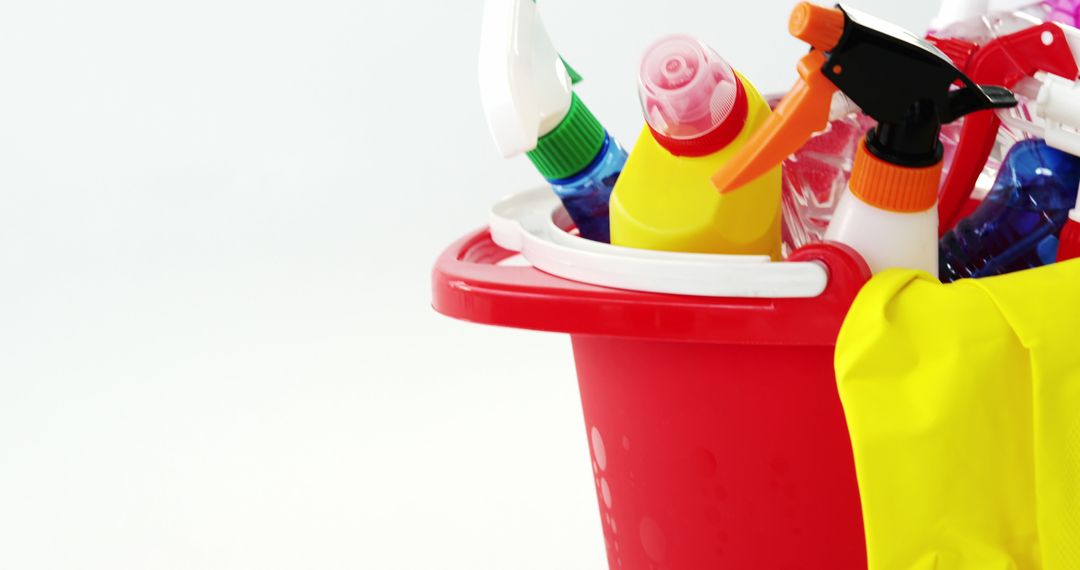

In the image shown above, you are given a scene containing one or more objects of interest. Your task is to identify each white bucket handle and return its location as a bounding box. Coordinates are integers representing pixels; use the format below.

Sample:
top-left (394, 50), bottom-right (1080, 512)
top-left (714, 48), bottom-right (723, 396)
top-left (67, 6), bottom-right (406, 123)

top-left (489, 188), bottom-right (831, 298)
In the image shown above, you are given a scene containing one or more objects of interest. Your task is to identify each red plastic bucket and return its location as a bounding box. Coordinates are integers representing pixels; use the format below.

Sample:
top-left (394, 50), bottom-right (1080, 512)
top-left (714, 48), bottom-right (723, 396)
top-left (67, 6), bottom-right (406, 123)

top-left (432, 228), bottom-right (871, 569)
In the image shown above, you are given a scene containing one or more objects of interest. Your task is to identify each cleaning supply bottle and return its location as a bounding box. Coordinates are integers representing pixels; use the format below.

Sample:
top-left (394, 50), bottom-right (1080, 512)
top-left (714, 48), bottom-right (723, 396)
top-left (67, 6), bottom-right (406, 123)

top-left (939, 138), bottom-right (1080, 280)
top-left (782, 1), bottom-right (1054, 249)
top-left (608, 35), bottom-right (782, 257)
top-left (789, 0), bottom-right (1067, 245)
top-left (987, 70), bottom-right (1080, 261)
top-left (931, 18), bottom-right (1080, 235)
top-left (712, 3), bottom-right (1016, 275)
top-left (1024, 72), bottom-right (1080, 263)
top-left (478, 0), bottom-right (627, 243)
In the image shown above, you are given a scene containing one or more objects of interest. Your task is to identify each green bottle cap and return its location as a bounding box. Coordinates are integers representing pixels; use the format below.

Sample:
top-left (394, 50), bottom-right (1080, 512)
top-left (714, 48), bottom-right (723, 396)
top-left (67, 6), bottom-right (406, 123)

top-left (527, 93), bottom-right (606, 181)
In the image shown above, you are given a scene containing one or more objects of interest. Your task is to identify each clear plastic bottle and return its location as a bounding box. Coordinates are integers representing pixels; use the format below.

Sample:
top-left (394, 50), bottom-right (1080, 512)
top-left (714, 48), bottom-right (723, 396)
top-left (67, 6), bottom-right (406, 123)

top-left (777, 93), bottom-right (875, 251)
top-left (939, 138), bottom-right (1080, 281)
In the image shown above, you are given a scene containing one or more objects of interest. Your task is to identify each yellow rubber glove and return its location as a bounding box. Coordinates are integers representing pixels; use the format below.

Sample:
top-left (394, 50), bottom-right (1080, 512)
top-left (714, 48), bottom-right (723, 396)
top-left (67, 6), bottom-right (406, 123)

top-left (835, 261), bottom-right (1080, 569)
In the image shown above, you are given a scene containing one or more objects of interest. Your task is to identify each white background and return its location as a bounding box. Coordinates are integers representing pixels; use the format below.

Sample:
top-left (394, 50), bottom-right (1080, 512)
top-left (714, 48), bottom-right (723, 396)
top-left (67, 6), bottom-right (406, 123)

top-left (0, 1), bottom-right (939, 568)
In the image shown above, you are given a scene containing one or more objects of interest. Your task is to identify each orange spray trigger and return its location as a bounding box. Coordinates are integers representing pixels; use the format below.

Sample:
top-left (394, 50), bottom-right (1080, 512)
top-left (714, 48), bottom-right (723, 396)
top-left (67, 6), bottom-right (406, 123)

top-left (713, 51), bottom-right (837, 194)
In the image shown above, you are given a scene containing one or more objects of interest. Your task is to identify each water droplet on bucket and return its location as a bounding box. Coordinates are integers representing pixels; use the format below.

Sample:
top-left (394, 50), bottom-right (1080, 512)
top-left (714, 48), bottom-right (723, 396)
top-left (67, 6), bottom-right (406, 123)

top-left (622, 436), bottom-right (631, 451)
top-left (639, 516), bottom-right (666, 563)
top-left (600, 478), bottom-right (613, 508)
top-left (591, 427), bottom-right (607, 471)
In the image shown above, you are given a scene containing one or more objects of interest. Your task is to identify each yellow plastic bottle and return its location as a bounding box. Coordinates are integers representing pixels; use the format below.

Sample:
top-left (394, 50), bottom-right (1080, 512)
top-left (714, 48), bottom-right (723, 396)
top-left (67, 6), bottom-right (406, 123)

top-left (609, 35), bottom-right (782, 257)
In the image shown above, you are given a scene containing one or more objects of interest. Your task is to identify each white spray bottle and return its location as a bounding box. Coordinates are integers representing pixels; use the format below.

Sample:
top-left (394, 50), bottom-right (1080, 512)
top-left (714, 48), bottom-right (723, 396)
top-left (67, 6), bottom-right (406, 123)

top-left (478, 0), bottom-right (627, 242)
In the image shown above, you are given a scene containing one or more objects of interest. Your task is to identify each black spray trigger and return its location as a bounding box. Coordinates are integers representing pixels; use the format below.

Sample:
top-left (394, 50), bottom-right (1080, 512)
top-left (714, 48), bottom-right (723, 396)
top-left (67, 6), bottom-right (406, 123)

top-left (817, 4), bottom-right (1021, 166)
top-left (942, 85), bottom-right (1017, 125)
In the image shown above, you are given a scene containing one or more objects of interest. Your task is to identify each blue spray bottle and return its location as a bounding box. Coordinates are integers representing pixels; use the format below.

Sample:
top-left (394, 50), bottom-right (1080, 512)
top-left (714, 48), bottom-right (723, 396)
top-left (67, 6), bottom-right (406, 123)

top-left (940, 72), bottom-right (1080, 281)
top-left (478, 0), bottom-right (627, 243)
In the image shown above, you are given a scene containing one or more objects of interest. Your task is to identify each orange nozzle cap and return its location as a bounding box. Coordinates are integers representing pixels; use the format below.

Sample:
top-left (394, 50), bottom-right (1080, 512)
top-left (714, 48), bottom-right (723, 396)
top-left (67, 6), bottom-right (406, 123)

top-left (849, 141), bottom-right (941, 213)
top-left (790, 2), bottom-right (845, 52)
top-left (713, 51), bottom-right (836, 194)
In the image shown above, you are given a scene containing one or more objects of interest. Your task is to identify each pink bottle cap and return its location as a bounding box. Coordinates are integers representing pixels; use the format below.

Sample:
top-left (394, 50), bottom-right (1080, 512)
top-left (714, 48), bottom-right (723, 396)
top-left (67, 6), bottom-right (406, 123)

top-left (638, 34), bottom-right (748, 156)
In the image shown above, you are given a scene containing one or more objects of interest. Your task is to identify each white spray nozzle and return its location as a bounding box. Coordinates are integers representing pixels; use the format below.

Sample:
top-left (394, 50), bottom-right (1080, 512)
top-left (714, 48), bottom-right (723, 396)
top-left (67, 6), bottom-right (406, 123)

top-left (1034, 71), bottom-right (1080, 156)
top-left (999, 71), bottom-right (1080, 156)
top-left (478, 0), bottom-right (573, 158)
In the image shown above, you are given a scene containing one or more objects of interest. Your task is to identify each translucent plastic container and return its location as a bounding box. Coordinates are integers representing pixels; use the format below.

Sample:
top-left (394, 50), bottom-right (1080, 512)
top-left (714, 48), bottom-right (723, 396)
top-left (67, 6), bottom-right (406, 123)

top-left (940, 136), bottom-right (1080, 281)
top-left (775, 93), bottom-right (875, 251)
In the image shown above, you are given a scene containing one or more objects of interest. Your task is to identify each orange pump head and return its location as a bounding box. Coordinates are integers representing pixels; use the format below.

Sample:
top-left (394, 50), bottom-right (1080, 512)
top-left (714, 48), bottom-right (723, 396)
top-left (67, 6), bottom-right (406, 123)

top-left (713, 2), bottom-right (1015, 195)
top-left (789, 2), bottom-right (844, 51)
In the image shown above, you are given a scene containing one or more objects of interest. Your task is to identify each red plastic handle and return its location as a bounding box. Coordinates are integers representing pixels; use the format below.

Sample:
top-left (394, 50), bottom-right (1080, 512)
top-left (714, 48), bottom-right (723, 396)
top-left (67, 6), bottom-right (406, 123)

top-left (432, 228), bottom-right (871, 345)
top-left (936, 22), bottom-right (1080, 236)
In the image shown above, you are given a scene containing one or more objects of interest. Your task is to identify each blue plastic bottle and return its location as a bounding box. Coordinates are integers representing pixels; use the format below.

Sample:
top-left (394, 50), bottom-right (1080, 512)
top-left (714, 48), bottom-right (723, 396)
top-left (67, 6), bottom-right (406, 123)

top-left (939, 138), bottom-right (1080, 282)
top-left (526, 94), bottom-right (627, 243)
top-left (544, 133), bottom-right (627, 243)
